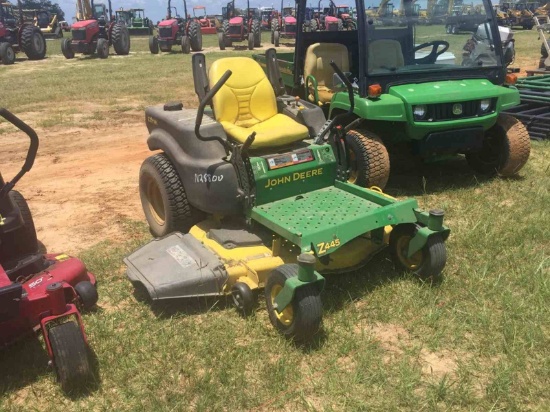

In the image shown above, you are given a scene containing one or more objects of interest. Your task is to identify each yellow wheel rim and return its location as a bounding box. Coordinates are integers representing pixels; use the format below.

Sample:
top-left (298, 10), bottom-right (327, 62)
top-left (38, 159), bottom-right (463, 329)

top-left (348, 149), bottom-right (358, 184)
top-left (270, 284), bottom-right (293, 326)
top-left (396, 235), bottom-right (424, 270)
top-left (146, 178), bottom-right (165, 226)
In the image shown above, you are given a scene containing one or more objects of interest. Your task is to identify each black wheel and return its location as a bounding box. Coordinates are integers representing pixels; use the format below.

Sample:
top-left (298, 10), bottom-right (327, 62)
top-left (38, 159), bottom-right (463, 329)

top-left (274, 29), bottom-right (280, 47)
top-left (0, 191), bottom-right (39, 260)
top-left (445, 24), bottom-right (451, 34)
top-left (252, 19), bottom-right (261, 47)
top-left (74, 281), bottom-right (98, 310)
top-left (218, 32), bottom-right (225, 50)
top-left (21, 26), bottom-right (46, 60)
top-left (231, 282), bottom-right (255, 316)
top-left (189, 21), bottom-right (202, 51)
top-left (61, 38), bottom-right (74, 59)
top-left (222, 20), bottom-right (231, 46)
top-left (310, 19), bottom-right (318, 31)
top-left (345, 129), bottom-right (390, 189)
top-left (0, 42), bottom-right (15, 65)
top-left (112, 23), bottom-right (130, 55)
top-left (149, 35), bottom-right (159, 54)
top-left (96, 38), bottom-right (109, 59)
top-left (451, 25), bottom-right (458, 34)
top-left (48, 322), bottom-right (92, 393)
top-left (139, 154), bottom-right (204, 237)
top-left (181, 35), bottom-right (190, 54)
top-left (271, 19), bottom-right (278, 44)
top-left (248, 32), bottom-right (254, 50)
top-left (55, 27), bottom-right (62, 38)
top-left (265, 264), bottom-right (322, 342)
top-left (390, 224), bottom-right (447, 282)
top-left (466, 114), bottom-right (530, 176)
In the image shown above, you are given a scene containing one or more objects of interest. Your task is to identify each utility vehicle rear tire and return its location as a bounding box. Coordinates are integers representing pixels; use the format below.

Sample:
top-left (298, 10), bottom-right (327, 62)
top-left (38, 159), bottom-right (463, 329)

top-left (0, 43), bottom-right (15, 65)
top-left (75, 281), bottom-right (98, 310)
top-left (231, 282), bottom-right (255, 316)
top-left (189, 21), bottom-right (202, 51)
top-left (390, 224), bottom-right (446, 282)
top-left (265, 264), bottom-right (322, 342)
top-left (96, 38), bottom-right (109, 58)
top-left (466, 114), bottom-right (530, 176)
top-left (0, 191), bottom-right (39, 260)
top-left (252, 19), bottom-right (261, 47)
top-left (21, 26), bottom-right (46, 60)
top-left (218, 32), bottom-right (225, 50)
top-left (49, 322), bottom-right (92, 393)
top-left (139, 154), bottom-right (204, 237)
top-left (248, 32), bottom-right (254, 50)
top-left (149, 36), bottom-right (159, 54)
top-left (61, 38), bottom-right (74, 59)
top-left (181, 35), bottom-right (190, 54)
top-left (112, 23), bottom-right (130, 55)
top-left (345, 129), bottom-right (390, 189)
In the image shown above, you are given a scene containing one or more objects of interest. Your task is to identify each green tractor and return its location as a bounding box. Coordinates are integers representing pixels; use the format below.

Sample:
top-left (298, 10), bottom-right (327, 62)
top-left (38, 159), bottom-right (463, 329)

top-left (115, 8), bottom-right (153, 36)
top-left (253, 0), bottom-right (530, 188)
top-left (125, 53), bottom-right (450, 342)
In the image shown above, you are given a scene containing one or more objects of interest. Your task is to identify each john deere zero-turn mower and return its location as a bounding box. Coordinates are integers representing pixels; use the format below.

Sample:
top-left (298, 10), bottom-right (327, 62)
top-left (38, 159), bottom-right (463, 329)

top-left (125, 52), bottom-right (450, 342)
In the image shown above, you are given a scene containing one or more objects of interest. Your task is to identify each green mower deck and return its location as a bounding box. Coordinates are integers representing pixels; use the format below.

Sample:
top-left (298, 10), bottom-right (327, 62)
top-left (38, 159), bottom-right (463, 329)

top-left (251, 181), bottom-right (418, 256)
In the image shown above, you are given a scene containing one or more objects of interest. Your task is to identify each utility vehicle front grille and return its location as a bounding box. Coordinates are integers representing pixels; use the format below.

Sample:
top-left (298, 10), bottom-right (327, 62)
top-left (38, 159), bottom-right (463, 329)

top-left (415, 99), bottom-right (496, 122)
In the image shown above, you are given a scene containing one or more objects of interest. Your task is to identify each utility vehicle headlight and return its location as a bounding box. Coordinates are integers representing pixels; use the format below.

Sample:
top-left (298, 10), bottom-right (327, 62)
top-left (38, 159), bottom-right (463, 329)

top-left (413, 105), bottom-right (427, 120)
top-left (479, 99), bottom-right (492, 112)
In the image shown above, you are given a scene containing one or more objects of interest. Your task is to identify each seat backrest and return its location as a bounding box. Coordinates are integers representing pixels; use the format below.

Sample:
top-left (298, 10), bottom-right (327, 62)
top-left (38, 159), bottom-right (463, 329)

top-left (368, 39), bottom-right (404, 71)
top-left (209, 57), bottom-right (278, 129)
top-left (304, 43), bottom-right (350, 89)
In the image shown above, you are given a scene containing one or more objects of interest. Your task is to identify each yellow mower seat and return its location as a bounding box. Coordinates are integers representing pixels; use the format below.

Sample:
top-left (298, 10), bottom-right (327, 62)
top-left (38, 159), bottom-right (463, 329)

top-left (304, 43), bottom-right (350, 104)
top-left (209, 57), bottom-right (309, 149)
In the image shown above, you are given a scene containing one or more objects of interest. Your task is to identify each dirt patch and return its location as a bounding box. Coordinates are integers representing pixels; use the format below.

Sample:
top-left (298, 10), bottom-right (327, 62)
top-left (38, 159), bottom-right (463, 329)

top-left (0, 114), bottom-right (150, 254)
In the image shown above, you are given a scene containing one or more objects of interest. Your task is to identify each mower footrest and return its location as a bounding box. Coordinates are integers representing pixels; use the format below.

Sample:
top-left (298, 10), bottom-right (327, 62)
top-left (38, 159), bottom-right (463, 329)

top-left (124, 233), bottom-right (228, 300)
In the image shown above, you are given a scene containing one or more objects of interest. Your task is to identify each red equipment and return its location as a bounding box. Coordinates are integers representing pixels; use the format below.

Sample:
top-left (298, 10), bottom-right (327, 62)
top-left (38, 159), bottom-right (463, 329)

top-left (0, 108), bottom-right (98, 393)
top-left (193, 6), bottom-right (216, 35)
top-left (271, 2), bottom-right (297, 47)
top-left (218, 0), bottom-right (261, 50)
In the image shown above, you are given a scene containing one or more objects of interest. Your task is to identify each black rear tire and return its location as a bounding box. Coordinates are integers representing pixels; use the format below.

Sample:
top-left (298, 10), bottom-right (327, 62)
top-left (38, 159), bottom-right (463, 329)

top-left (252, 19), bottom-right (261, 47)
top-left (345, 129), bottom-right (390, 189)
top-left (149, 36), bottom-right (159, 54)
top-left (112, 23), bottom-right (130, 55)
top-left (139, 154), bottom-right (204, 237)
top-left (189, 21), bottom-right (202, 51)
top-left (274, 29), bottom-right (280, 47)
top-left (0, 191), bottom-right (39, 260)
top-left (61, 38), bottom-right (74, 59)
top-left (265, 264), bottom-right (322, 342)
top-left (49, 322), bottom-right (92, 393)
top-left (75, 281), bottom-right (98, 310)
top-left (248, 32), bottom-right (254, 50)
top-left (21, 26), bottom-right (46, 60)
top-left (0, 42), bottom-right (15, 65)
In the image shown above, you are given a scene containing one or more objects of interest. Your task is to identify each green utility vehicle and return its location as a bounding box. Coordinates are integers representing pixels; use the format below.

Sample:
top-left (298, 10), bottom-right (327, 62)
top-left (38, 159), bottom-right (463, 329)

top-left (253, 0), bottom-right (530, 188)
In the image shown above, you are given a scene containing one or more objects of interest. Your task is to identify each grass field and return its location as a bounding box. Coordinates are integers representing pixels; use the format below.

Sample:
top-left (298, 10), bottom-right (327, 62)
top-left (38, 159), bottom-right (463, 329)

top-left (0, 29), bottom-right (549, 411)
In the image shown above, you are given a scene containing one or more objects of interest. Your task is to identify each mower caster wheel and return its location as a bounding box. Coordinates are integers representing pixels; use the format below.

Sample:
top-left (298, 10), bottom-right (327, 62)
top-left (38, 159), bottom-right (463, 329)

top-left (265, 264), bottom-right (322, 342)
top-left (75, 281), bottom-right (98, 310)
top-left (231, 282), bottom-right (255, 316)
top-left (48, 321), bottom-right (92, 393)
top-left (390, 224), bottom-right (446, 283)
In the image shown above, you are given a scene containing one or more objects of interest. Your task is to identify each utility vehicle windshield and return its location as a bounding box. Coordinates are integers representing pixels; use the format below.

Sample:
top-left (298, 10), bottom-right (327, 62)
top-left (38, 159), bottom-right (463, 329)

top-left (362, 0), bottom-right (500, 76)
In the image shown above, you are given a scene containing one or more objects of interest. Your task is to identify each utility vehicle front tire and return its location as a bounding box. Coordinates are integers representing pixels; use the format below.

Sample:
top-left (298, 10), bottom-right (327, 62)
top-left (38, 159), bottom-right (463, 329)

top-left (189, 21), bottom-right (202, 51)
top-left (61, 38), bottom-right (74, 59)
top-left (466, 114), bottom-right (530, 176)
top-left (112, 23), bottom-right (130, 55)
top-left (49, 321), bottom-right (92, 393)
top-left (0, 42), bottom-right (15, 65)
top-left (231, 282), bottom-right (255, 316)
top-left (21, 26), bottom-right (46, 60)
top-left (265, 265), bottom-right (322, 342)
top-left (389, 224), bottom-right (446, 282)
top-left (75, 281), bottom-right (98, 310)
top-left (149, 36), bottom-right (159, 54)
top-left (345, 129), bottom-right (390, 189)
top-left (139, 154), bottom-right (204, 237)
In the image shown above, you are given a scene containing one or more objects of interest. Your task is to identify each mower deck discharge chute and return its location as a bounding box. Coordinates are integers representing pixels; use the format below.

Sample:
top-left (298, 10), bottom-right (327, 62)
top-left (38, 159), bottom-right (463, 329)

top-left (0, 109), bottom-right (98, 392)
top-left (125, 54), bottom-right (450, 342)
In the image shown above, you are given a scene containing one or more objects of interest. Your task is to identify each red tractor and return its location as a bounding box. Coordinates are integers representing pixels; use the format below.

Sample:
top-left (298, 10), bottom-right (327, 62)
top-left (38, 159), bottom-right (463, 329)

top-left (308, 0), bottom-right (342, 31)
top-left (61, 0), bottom-right (130, 59)
top-left (0, 0), bottom-right (46, 65)
top-left (193, 6), bottom-right (216, 35)
top-left (149, 0), bottom-right (202, 54)
top-left (218, 0), bottom-right (261, 50)
top-left (271, 1), bottom-right (297, 46)
top-left (0, 108), bottom-right (98, 393)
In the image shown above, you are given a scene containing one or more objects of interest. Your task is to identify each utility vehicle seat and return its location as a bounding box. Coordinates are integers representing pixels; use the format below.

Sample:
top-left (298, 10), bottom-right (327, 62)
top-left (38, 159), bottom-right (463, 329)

top-left (304, 42), bottom-right (350, 104)
top-left (209, 57), bottom-right (309, 149)
top-left (368, 39), bottom-right (404, 71)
